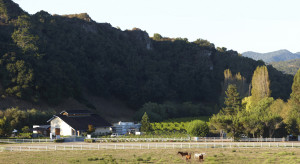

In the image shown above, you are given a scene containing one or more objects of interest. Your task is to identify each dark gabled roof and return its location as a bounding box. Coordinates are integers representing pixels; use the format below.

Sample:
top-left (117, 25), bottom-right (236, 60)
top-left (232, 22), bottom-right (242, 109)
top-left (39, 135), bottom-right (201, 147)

top-left (60, 110), bottom-right (92, 115)
top-left (54, 114), bottom-right (111, 130)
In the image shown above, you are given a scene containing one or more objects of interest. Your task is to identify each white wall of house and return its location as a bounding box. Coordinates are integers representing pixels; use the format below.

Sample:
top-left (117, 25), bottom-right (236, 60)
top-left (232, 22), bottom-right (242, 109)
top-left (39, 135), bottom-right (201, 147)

top-left (50, 117), bottom-right (74, 136)
top-left (95, 127), bottom-right (111, 135)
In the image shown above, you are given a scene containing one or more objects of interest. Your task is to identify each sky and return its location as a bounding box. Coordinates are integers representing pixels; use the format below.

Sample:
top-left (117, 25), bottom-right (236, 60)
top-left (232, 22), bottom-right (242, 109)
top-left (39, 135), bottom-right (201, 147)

top-left (12, 0), bottom-right (300, 53)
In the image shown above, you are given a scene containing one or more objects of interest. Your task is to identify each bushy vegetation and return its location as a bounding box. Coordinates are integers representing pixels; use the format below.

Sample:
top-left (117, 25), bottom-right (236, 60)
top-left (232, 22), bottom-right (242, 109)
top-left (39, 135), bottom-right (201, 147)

top-left (53, 138), bottom-right (64, 143)
top-left (0, 0), bottom-right (293, 113)
top-left (210, 66), bottom-right (300, 138)
top-left (134, 102), bottom-right (216, 122)
top-left (271, 58), bottom-right (300, 75)
top-left (0, 108), bottom-right (54, 137)
top-left (186, 120), bottom-right (209, 137)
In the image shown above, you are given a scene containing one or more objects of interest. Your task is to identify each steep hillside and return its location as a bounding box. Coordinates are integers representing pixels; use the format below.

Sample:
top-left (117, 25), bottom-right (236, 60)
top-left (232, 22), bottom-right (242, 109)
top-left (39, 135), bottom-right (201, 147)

top-left (242, 49), bottom-right (300, 63)
top-left (271, 59), bottom-right (300, 75)
top-left (0, 0), bottom-right (293, 119)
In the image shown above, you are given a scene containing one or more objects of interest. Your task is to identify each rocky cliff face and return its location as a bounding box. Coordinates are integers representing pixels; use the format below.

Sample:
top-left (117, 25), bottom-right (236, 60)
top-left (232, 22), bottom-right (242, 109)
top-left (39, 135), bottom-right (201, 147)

top-left (125, 28), bottom-right (152, 50)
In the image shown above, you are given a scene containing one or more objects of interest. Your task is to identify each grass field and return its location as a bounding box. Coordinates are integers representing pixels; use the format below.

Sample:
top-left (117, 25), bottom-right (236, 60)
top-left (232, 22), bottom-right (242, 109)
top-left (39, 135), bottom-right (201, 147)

top-left (0, 147), bottom-right (299, 163)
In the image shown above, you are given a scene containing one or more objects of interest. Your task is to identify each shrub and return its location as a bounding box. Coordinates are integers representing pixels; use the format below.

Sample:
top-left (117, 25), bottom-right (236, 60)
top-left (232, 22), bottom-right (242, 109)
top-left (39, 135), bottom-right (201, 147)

top-left (186, 120), bottom-right (209, 137)
top-left (18, 133), bottom-right (32, 138)
top-left (84, 139), bottom-right (95, 143)
top-left (54, 139), bottom-right (64, 143)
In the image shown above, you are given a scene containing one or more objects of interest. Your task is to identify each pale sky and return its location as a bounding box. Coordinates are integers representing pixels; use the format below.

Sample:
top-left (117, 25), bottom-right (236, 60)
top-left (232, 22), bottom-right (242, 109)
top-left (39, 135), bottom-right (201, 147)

top-left (13, 0), bottom-right (300, 53)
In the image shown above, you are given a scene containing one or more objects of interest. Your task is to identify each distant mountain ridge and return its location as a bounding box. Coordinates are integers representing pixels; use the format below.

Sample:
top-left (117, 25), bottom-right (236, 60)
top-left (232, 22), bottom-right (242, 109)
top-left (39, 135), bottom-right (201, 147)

top-left (242, 49), bottom-right (300, 63)
top-left (271, 59), bottom-right (300, 75)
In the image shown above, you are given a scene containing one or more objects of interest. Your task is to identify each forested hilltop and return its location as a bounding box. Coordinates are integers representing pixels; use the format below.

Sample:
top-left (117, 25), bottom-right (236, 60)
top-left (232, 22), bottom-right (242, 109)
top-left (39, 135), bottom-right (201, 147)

top-left (0, 0), bottom-right (293, 119)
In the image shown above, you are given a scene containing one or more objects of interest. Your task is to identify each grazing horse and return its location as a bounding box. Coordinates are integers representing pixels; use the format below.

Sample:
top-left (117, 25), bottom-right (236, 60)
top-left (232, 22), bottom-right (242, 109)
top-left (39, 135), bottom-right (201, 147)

top-left (194, 153), bottom-right (206, 162)
top-left (177, 151), bottom-right (188, 158)
top-left (199, 154), bottom-right (204, 162)
top-left (185, 153), bottom-right (192, 161)
top-left (194, 153), bottom-right (206, 159)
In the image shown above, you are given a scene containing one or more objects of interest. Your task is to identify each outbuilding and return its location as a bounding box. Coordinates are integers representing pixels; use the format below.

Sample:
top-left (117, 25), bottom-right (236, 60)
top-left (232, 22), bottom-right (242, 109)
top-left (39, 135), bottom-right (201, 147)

top-left (48, 110), bottom-right (111, 137)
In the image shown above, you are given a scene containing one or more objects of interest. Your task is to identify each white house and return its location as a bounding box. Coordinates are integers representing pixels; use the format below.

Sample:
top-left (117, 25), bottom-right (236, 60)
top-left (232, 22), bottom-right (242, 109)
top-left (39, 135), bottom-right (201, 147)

top-left (112, 121), bottom-right (141, 135)
top-left (48, 110), bottom-right (112, 136)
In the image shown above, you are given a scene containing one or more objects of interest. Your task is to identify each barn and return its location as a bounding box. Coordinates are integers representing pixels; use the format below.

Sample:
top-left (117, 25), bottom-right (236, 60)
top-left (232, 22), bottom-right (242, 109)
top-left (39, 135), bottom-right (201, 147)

top-left (48, 110), bottom-right (112, 136)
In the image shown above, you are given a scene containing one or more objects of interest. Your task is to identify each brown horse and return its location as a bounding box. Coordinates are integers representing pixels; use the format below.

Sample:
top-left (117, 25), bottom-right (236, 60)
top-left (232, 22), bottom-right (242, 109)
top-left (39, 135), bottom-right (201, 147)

top-left (185, 153), bottom-right (192, 161)
top-left (199, 154), bottom-right (204, 162)
top-left (177, 151), bottom-right (188, 158)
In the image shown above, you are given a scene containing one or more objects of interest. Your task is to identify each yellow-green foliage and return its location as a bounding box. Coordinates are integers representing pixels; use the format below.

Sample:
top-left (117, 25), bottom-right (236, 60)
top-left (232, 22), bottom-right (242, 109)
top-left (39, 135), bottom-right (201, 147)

top-left (242, 96), bottom-right (252, 112)
top-left (251, 66), bottom-right (271, 103)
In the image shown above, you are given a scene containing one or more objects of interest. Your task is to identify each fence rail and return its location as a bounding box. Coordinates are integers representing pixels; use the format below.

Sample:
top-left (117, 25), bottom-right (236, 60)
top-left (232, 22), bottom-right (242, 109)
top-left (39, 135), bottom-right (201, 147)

top-left (0, 139), bottom-right (54, 143)
top-left (90, 137), bottom-right (286, 142)
top-left (0, 137), bottom-right (287, 143)
top-left (4, 142), bottom-right (300, 152)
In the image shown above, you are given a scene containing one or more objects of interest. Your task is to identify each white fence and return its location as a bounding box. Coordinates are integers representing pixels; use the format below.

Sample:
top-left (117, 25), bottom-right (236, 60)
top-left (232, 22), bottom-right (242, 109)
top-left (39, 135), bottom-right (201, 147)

top-left (0, 137), bottom-right (287, 143)
top-left (90, 137), bottom-right (285, 142)
top-left (92, 137), bottom-right (190, 142)
top-left (0, 138), bottom-right (54, 143)
top-left (239, 138), bottom-right (286, 142)
top-left (4, 142), bottom-right (300, 152)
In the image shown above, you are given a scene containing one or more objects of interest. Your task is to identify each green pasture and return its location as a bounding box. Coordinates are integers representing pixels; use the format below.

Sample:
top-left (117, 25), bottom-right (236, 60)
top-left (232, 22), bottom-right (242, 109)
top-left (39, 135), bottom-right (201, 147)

top-left (0, 148), bottom-right (299, 163)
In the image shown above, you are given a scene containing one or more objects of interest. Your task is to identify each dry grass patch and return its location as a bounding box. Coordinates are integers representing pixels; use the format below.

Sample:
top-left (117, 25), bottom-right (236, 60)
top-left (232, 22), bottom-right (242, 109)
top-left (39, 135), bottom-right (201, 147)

top-left (0, 148), bottom-right (299, 163)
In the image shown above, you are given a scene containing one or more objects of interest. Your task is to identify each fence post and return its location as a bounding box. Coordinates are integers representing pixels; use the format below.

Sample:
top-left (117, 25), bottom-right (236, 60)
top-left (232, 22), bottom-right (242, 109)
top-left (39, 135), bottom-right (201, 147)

top-left (189, 143), bottom-right (190, 148)
top-left (206, 143), bottom-right (208, 148)
top-left (81, 145), bottom-right (82, 150)
top-left (20, 146), bottom-right (21, 151)
top-left (269, 143), bottom-right (270, 147)
top-left (156, 143), bottom-right (157, 149)
top-left (140, 144), bottom-right (142, 149)
top-left (98, 144), bottom-right (100, 150)
top-left (148, 144), bottom-right (150, 149)
top-left (55, 145), bottom-right (56, 151)
top-left (165, 143), bottom-right (166, 149)
top-left (292, 142), bottom-right (294, 148)
top-left (181, 143), bottom-right (183, 148)
top-left (115, 144), bottom-right (117, 149)
top-left (261, 142), bottom-right (262, 148)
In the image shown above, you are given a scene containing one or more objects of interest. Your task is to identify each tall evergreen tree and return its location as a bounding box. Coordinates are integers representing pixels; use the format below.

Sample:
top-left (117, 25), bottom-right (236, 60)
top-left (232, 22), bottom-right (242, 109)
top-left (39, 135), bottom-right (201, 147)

top-left (223, 84), bottom-right (241, 115)
top-left (251, 66), bottom-right (271, 103)
top-left (140, 112), bottom-right (151, 132)
top-left (290, 69), bottom-right (300, 105)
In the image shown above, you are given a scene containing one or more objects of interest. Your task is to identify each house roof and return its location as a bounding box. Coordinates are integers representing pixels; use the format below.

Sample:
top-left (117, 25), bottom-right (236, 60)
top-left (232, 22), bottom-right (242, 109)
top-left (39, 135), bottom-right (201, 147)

top-left (50, 114), bottom-right (112, 130)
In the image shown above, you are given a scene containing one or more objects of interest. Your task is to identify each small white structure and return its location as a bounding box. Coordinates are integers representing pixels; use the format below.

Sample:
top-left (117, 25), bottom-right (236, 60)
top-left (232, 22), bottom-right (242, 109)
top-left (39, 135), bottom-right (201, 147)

top-left (48, 110), bottom-right (112, 136)
top-left (112, 121), bottom-right (141, 135)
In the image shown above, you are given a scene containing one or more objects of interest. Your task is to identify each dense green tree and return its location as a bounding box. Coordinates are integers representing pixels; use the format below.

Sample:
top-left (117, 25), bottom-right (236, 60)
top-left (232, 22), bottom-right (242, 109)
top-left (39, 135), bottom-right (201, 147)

top-left (223, 84), bottom-right (241, 115)
top-left (290, 69), bottom-right (300, 105)
top-left (186, 120), bottom-right (209, 137)
top-left (141, 112), bottom-right (151, 132)
top-left (251, 66), bottom-right (271, 103)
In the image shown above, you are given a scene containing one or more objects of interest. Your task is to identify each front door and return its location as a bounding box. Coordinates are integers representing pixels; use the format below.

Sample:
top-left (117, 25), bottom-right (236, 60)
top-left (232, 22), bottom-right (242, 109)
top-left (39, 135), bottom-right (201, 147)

top-left (55, 128), bottom-right (60, 135)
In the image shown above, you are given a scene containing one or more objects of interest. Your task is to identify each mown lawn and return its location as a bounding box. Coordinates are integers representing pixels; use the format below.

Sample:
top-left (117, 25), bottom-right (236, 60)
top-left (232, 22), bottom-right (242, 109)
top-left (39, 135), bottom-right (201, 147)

top-left (0, 148), bottom-right (299, 163)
